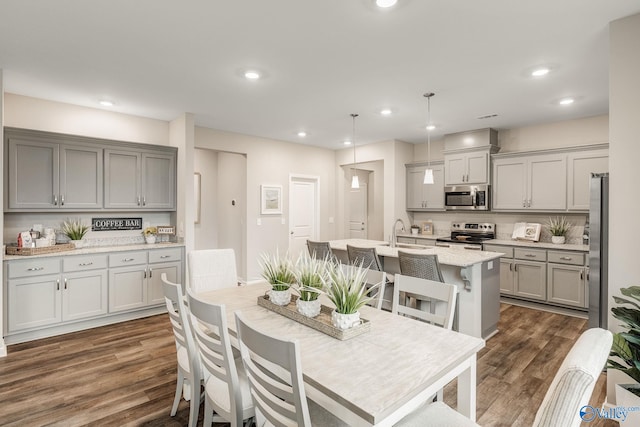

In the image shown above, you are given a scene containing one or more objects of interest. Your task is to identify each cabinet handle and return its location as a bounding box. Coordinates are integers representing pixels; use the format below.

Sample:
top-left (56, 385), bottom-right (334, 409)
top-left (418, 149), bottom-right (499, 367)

top-left (525, 254), bottom-right (537, 258)
top-left (27, 267), bottom-right (45, 271)
top-left (56, 279), bottom-right (60, 291)
top-left (149, 268), bottom-right (152, 278)
top-left (436, 243), bottom-right (450, 248)
top-left (144, 269), bottom-right (147, 279)
top-left (122, 258), bottom-right (135, 262)
top-left (509, 263), bottom-right (513, 271)
top-left (143, 197), bottom-right (146, 206)
top-left (527, 199), bottom-right (531, 208)
top-left (560, 256), bottom-right (572, 261)
top-left (137, 196), bottom-right (141, 206)
top-left (61, 194), bottom-right (64, 206)
top-left (514, 264), bottom-right (518, 272)
top-left (54, 195), bottom-right (58, 206)
top-left (78, 262), bottom-right (93, 266)
top-left (464, 246), bottom-right (481, 251)
top-left (160, 255), bottom-right (170, 259)
top-left (64, 278), bottom-right (68, 290)
top-left (522, 200), bottom-right (526, 208)
top-left (580, 270), bottom-right (584, 280)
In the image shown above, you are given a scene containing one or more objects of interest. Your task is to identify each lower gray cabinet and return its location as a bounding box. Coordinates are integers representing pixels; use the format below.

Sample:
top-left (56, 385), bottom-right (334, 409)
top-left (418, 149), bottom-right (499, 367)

top-left (499, 259), bottom-right (515, 295)
top-left (62, 270), bottom-right (108, 322)
top-left (8, 274), bottom-right (62, 332)
top-left (514, 260), bottom-right (547, 301)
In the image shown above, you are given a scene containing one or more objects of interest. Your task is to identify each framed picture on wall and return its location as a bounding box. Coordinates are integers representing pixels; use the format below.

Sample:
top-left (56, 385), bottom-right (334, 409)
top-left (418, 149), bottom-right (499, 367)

top-left (261, 184), bottom-right (282, 214)
top-left (421, 221), bottom-right (434, 235)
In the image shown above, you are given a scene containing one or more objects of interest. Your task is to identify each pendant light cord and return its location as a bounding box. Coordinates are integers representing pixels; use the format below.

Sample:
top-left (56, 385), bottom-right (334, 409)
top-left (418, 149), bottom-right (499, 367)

top-left (424, 92), bottom-right (434, 168)
top-left (351, 113), bottom-right (358, 169)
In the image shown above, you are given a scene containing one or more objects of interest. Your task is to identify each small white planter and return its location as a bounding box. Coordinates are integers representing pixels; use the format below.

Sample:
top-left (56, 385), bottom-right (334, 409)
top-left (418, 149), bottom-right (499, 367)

top-left (145, 235), bottom-right (157, 244)
top-left (296, 298), bottom-right (321, 318)
top-left (269, 288), bottom-right (291, 306)
top-left (70, 239), bottom-right (83, 248)
top-left (551, 235), bottom-right (566, 244)
top-left (331, 310), bottom-right (361, 330)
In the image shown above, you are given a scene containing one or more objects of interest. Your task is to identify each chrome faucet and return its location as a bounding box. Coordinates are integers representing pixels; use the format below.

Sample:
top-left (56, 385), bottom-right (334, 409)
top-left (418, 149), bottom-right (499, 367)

top-left (390, 218), bottom-right (406, 248)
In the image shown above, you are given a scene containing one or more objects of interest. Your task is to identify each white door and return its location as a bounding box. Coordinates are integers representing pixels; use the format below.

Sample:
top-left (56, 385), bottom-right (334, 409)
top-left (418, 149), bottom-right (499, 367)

top-left (349, 183), bottom-right (367, 238)
top-left (289, 176), bottom-right (319, 260)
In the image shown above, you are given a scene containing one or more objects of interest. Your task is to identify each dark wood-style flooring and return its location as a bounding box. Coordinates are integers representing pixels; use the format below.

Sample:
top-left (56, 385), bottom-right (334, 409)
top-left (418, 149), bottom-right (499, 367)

top-left (0, 304), bottom-right (615, 426)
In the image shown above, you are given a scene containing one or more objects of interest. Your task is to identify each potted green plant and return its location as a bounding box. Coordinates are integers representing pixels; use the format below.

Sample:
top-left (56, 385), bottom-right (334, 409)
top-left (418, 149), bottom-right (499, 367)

top-left (142, 226), bottom-right (157, 244)
top-left (259, 251), bottom-right (295, 306)
top-left (608, 286), bottom-right (640, 406)
top-left (61, 218), bottom-right (89, 248)
top-left (323, 262), bottom-right (377, 330)
top-left (293, 253), bottom-right (328, 317)
top-left (547, 216), bottom-right (572, 244)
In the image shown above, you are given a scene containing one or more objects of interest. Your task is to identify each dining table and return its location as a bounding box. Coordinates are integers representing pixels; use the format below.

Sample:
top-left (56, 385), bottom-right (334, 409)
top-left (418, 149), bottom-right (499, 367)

top-left (198, 282), bottom-right (485, 426)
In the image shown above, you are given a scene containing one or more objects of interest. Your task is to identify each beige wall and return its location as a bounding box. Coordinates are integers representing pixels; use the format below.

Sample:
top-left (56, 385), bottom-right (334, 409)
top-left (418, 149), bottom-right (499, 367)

top-left (609, 13), bottom-right (640, 331)
top-left (0, 70), bottom-right (5, 356)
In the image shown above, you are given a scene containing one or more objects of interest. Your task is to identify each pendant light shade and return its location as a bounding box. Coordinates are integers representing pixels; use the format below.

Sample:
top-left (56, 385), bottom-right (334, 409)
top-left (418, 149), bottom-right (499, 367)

top-left (423, 92), bottom-right (435, 185)
top-left (351, 113), bottom-right (360, 189)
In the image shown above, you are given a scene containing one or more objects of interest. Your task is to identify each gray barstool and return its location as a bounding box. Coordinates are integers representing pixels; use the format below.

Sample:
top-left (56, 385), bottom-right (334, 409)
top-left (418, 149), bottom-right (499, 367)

top-left (398, 251), bottom-right (444, 282)
top-left (306, 240), bottom-right (334, 261)
top-left (346, 244), bottom-right (383, 271)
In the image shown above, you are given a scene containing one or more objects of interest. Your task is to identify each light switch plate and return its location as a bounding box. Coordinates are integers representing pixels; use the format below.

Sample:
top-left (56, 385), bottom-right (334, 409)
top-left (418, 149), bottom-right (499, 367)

top-left (257, 218), bottom-right (262, 226)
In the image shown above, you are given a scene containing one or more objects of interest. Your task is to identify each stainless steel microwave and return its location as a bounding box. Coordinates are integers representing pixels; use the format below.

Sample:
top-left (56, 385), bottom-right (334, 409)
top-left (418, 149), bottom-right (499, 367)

top-left (444, 184), bottom-right (490, 211)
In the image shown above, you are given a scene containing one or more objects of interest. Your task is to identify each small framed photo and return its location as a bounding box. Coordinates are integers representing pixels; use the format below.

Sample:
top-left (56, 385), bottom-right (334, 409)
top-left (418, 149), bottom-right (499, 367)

top-left (261, 185), bottom-right (282, 215)
top-left (421, 221), bottom-right (434, 235)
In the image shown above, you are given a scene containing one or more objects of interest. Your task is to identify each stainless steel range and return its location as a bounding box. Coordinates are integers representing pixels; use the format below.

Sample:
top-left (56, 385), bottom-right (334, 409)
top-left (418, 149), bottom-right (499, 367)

top-left (436, 222), bottom-right (496, 250)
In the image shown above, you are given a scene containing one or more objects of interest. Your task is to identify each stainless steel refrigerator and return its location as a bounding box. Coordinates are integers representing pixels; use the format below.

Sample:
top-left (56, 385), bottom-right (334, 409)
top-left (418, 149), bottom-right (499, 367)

top-left (588, 172), bottom-right (609, 328)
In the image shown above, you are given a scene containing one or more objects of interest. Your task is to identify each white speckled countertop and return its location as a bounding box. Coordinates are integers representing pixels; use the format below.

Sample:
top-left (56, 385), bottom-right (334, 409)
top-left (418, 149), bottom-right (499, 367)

top-left (483, 239), bottom-right (588, 252)
top-left (3, 242), bottom-right (185, 261)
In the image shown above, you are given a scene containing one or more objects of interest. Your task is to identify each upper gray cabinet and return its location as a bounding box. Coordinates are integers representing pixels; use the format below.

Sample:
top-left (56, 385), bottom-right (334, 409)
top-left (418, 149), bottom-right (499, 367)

top-left (104, 149), bottom-right (176, 210)
top-left (6, 134), bottom-right (103, 211)
top-left (442, 128), bottom-right (499, 185)
top-left (406, 162), bottom-right (445, 211)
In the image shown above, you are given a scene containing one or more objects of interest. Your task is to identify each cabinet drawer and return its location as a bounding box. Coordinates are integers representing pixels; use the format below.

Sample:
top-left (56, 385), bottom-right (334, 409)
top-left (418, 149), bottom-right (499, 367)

top-left (149, 248), bottom-right (182, 264)
top-left (514, 248), bottom-right (546, 262)
top-left (483, 244), bottom-right (513, 258)
top-left (7, 258), bottom-right (61, 279)
top-left (63, 254), bottom-right (108, 272)
top-left (547, 251), bottom-right (585, 266)
top-left (109, 251), bottom-right (147, 267)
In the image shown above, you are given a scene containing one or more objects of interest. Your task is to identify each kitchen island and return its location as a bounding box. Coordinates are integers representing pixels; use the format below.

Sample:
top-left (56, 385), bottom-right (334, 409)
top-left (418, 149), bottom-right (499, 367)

top-left (330, 239), bottom-right (503, 339)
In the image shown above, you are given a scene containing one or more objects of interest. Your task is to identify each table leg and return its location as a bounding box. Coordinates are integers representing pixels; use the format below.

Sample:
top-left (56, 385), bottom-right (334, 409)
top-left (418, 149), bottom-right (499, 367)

top-left (457, 353), bottom-right (477, 422)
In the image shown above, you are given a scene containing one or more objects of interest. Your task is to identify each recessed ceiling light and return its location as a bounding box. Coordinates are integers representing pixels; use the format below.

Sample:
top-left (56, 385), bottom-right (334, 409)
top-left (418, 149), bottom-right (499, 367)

top-left (344, 140), bottom-right (352, 146)
top-left (376, 0), bottom-right (398, 8)
top-left (297, 131), bottom-right (307, 137)
top-left (380, 108), bottom-right (392, 116)
top-left (99, 100), bottom-right (114, 107)
top-left (531, 67), bottom-right (550, 77)
top-left (244, 70), bottom-right (261, 80)
top-left (559, 97), bottom-right (575, 106)
top-left (426, 125), bottom-right (436, 131)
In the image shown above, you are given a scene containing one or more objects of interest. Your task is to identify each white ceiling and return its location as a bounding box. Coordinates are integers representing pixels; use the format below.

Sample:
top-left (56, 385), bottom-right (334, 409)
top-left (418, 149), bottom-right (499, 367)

top-left (1, 1), bottom-right (638, 149)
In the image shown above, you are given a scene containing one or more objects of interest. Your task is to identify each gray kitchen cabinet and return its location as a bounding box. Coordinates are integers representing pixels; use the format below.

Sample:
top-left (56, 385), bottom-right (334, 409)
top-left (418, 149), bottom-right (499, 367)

top-left (6, 137), bottom-right (103, 210)
top-left (567, 149), bottom-right (609, 210)
top-left (406, 162), bottom-right (445, 210)
top-left (8, 273), bottom-right (62, 332)
top-left (444, 149), bottom-right (490, 185)
top-left (492, 153), bottom-right (566, 211)
top-left (147, 247), bottom-right (183, 305)
top-left (396, 236), bottom-right (416, 244)
top-left (62, 269), bottom-right (109, 322)
top-left (547, 250), bottom-right (588, 308)
top-left (514, 260), bottom-right (547, 301)
top-left (104, 149), bottom-right (176, 210)
top-left (499, 259), bottom-right (515, 295)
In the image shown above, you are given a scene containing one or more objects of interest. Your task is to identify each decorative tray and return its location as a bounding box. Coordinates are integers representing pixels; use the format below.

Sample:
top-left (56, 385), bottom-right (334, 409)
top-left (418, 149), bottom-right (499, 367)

top-left (257, 295), bottom-right (370, 341)
top-left (6, 243), bottom-right (76, 256)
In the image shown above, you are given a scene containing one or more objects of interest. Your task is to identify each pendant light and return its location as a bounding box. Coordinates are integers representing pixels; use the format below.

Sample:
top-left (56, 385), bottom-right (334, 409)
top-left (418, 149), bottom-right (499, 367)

top-left (351, 113), bottom-right (360, 189)
top-left (423, 92), bottom-right (435, 184)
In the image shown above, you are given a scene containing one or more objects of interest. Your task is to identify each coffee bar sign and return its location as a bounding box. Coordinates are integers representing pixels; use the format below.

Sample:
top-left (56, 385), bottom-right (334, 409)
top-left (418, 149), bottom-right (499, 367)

top-left (92, 218), bottom-right (142, 231)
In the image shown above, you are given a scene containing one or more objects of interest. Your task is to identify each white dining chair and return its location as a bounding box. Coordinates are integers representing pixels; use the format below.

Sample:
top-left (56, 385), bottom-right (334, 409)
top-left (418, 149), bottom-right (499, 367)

top-left (186, 288), bottom-right (255, 427)
top-left (394, 327), bottom-right (613, 427)
top-left (187, 248), bottom-right (238, 293)
top-left (392, 274), bottom-right (457, 330)
top-left (340, 263), bottom-right (388, 310)
top-left (234, 311), bottom-right (348, 427)
top-left (161, 273), bottom-right (202, 427)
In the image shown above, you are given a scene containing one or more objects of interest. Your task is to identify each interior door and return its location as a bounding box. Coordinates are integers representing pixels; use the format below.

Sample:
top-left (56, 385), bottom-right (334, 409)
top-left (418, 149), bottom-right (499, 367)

top-left (289, 177), bottom-right (319, 260)
top-left (349, 183), bottom-right (368, 239)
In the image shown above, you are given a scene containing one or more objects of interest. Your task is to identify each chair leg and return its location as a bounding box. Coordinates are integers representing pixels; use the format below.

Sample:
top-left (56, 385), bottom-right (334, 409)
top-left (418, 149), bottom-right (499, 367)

top-left (436, 388), bottom-right (444, 402)
top-left (170, 370), bottom-right (184, 416)
top-left (187, 378), bottom-right (200, 427)
top-left (203, 398), bottom-right (213, 427)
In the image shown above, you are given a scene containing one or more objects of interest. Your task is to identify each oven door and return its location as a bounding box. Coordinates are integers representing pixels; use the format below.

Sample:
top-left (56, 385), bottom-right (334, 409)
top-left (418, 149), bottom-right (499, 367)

top-left (435, 238), bottom-right (483, 250)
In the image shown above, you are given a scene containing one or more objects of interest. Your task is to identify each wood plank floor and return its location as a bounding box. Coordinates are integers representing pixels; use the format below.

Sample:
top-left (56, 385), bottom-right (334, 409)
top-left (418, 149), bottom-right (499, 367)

top-left (0, 304), bottom-right (616, 426)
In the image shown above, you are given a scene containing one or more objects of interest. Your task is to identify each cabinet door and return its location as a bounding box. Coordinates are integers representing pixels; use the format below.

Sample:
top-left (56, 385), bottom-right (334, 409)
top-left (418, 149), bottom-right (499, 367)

top-left (547, 264), bottom-right (586, 308)
top-left (59, 144), bottom-right (103, 209)
top-left (108, 265), bottom-right (147, 312)
top-left (8, 275), bottom-right (62, 332)
top-left (499, 259), bottom-right (515, 295)
top-left (528, 154), bottom-right (567, 210)
top-left (514, 261), bottom-right (546, 301)
top-left (423, 164), bottom-right (445, 209)
top-left (62, 270), bottom-right (108, 321)
top-left (104, 150), bottom-right (142, 209)
top-left (7, 139), bottom-right (59, 209)
top-left (142, 152), bottom-right (176, 209)
top-left (444, 154), bottom-right (467, 185)
top-left (466, 151), bottom-right (488, 184)
top-left (147, 262), bottom-right (182, 305)
top-left (406, 165), bottom-right (426, 209)
top-left (567, 150), bottom-right (608, 210)
top-left (492, 158), bottom-right (527, 210)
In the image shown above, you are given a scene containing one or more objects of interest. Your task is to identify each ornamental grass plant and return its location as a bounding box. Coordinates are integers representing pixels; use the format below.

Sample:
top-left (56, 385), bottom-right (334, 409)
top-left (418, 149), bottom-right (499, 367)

top-left (323, 262), bottom-right (376, 315)
top-left (259, 250), bottom-right (295, 291)
top-left (61, 218), bottom-right (89, 241)
top-left (293, 252), bottom-right (328, 301)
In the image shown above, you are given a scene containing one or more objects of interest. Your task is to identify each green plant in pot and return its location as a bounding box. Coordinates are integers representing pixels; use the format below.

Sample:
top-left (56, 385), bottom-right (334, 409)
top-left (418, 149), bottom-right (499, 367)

top-left (293, 253), bottom-right (329, 317)
top-left (547, 216), bottom-right (572, 244)
top-left (608, 286), bottom-right (640, 398)
top-left (61, 218), bottom-right (89, 248)
top-left (259, 251), bottom-right (295, 306)
top-left (323, 262), bottom-right (377, 330)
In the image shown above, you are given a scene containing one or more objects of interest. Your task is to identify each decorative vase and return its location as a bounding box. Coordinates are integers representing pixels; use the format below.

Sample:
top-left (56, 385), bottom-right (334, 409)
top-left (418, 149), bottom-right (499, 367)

top-left (269, 288), bottom-right (291, 306)
top-left (551, 236), bottom-right (565, 244)
top-left (70, 239), bottom-right (83, 248)
top-left (296, 298), bottom-right (321, 318)
top-left (145, 235), bottom-right (157, 244)
top-left (331, 310), bottom-right (361, 330)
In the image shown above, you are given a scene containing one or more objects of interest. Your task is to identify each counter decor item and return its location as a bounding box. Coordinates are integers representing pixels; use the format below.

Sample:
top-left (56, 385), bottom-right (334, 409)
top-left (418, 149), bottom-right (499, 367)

top-left (6, 242), bottom-right (75, 256)
top-left (142, 226), bottom-right (157, 244)
top-left (61, 218), bottom-right (89, 248)
top-left (411, 225), bottom-right (420, 236)
top-left (292, 253), bottom-right (328, 318)
top-left (512, 222), bottom-right (542, 242)
top-left (259, 251), bottom-right (295, 306)
top-left (323, 262), bottom-right (377, 330)
top-left (547, 216), bottom-right (572, 244)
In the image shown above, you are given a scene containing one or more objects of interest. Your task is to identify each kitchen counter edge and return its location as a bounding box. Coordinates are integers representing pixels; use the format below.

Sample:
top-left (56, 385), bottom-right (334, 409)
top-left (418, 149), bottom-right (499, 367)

top-left (3, 242), bottom-right (185, 261)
